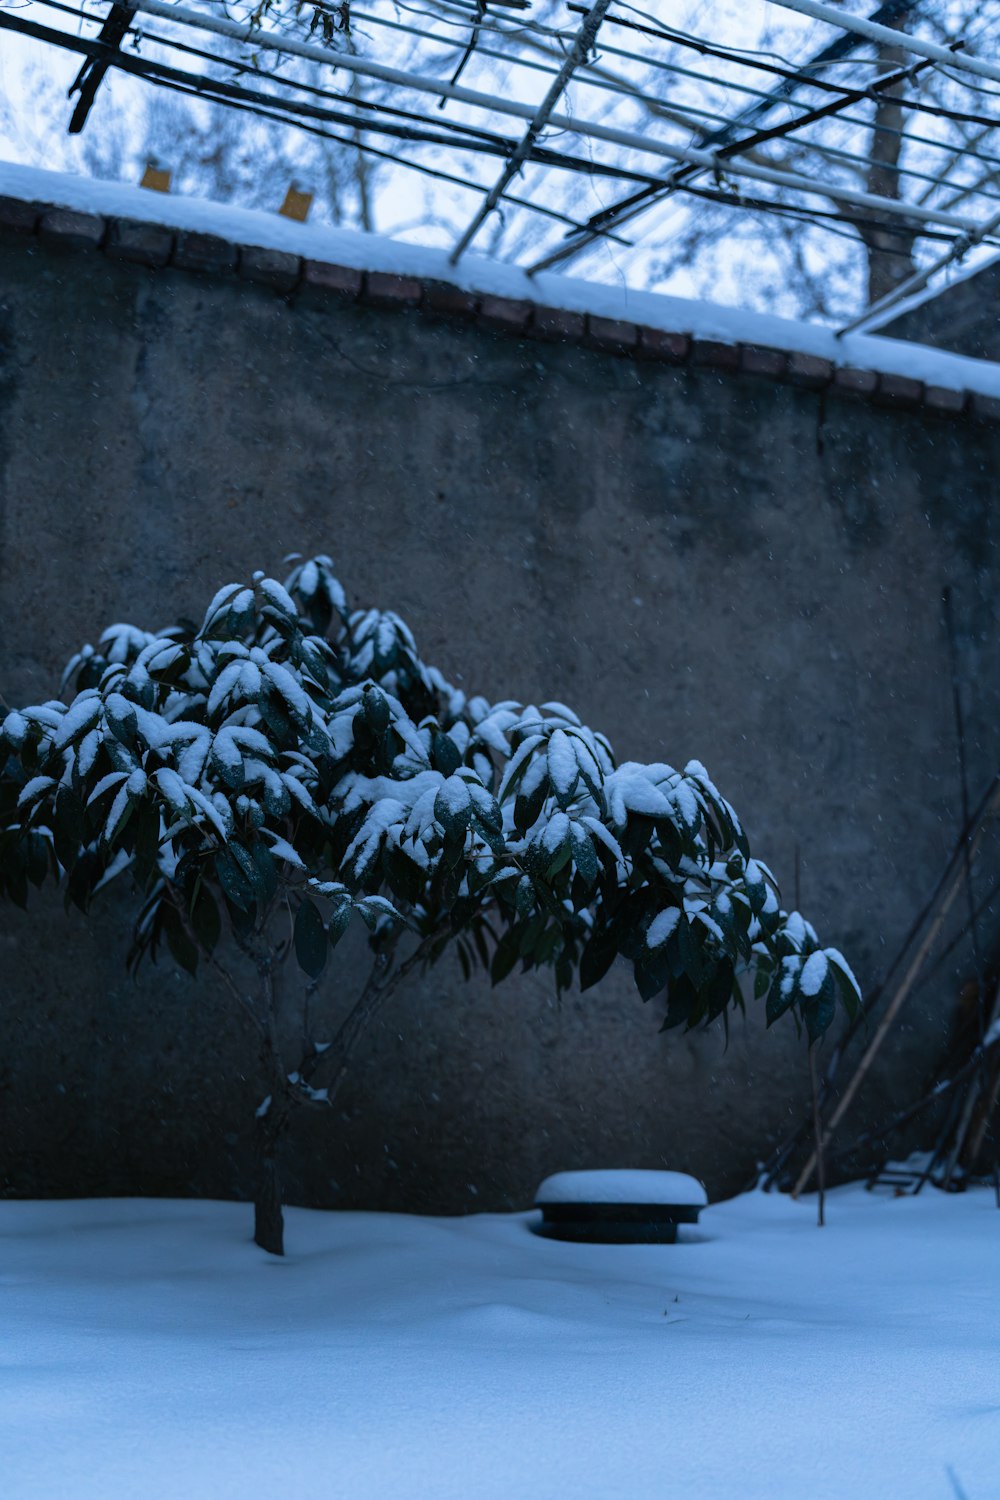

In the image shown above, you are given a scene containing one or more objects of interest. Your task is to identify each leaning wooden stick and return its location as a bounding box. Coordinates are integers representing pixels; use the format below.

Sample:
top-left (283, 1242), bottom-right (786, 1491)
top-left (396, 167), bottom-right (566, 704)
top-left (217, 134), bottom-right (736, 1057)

top-left (760, 776), bottom-right (1000, 1192)
top-left (944, 977), bottom-right (1000, 1183)
top-left (792, 779), bottom-right (1000, 1199)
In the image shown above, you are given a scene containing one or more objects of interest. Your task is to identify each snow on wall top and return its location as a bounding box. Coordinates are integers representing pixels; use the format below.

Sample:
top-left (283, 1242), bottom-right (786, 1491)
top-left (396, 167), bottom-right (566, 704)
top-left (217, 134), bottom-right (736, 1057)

top-left (3, 158), bottom-right (1000, 407)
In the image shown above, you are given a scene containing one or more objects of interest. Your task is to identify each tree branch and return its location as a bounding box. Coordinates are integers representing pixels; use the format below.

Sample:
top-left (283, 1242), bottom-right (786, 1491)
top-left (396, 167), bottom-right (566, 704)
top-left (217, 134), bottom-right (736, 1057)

top-left (164, 879), bottom-right (268, 1044)
top-left (294, 919), bottom-right (455, 1106)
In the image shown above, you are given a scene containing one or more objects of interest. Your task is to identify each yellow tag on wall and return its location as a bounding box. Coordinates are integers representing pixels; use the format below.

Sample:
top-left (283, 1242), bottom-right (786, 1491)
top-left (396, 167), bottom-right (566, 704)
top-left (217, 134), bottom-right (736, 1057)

top-left (279, 186), bottom-right (313, 222)
top-left (140, 165), bottom-right (172, 194)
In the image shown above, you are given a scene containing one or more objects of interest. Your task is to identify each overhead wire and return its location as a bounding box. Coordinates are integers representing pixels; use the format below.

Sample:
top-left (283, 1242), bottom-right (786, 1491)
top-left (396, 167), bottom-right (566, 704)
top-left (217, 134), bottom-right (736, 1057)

top-left (11, 0), bottom-right (1000, 298)
top-left (208, 0), bottom-right (1000, 143)
top-left (176, 0), bottom-right (1000, 193)
top-left (43, 0), bottom-right (989, 221)
top-left (99, 0), bottom-right (994, 248)
top-left (24, 0), bottom-right (666, 187)
top-left (528, 2), bottom-right (1000, 273)
top-left (0, 7), bottom-right (660, 218)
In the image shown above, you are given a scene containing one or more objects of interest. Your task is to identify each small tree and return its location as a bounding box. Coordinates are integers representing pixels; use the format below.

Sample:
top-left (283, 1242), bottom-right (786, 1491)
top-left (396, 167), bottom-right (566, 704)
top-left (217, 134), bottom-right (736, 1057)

top-left (0, 556), bottom-right (860, 1253)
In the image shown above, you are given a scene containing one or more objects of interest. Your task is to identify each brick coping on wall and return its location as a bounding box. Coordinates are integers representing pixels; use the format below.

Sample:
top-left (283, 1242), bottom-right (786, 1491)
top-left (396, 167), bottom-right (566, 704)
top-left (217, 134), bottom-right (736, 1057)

top-left (2, 191), bottom-right (998, 426)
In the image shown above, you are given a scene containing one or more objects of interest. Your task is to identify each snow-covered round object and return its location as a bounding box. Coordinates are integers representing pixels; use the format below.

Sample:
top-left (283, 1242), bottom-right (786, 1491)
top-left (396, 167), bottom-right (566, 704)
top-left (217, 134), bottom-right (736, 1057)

top-left (536, 1169), bottom-right (707, 1208)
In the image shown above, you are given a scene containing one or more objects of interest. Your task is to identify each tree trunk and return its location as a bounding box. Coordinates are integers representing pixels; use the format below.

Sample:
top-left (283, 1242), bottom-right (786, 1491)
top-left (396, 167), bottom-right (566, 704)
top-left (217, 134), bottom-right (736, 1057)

top-left (254, 1102), bottom-right (288, 1256)
top-left (862, 43), bottom-right (916, 306)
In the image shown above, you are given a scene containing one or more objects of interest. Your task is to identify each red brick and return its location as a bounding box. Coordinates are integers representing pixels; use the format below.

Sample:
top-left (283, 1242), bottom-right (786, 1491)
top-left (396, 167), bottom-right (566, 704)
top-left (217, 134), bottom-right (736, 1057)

top-left (586, 315), bottom-right (638, 353)
top-left (876, 372), bottom-right (923, 407)
top-left (638, 327), bottom-right (690, 364)
top-left (0, 197), bottom-right (40, 235)
top-left (970, 391), bottom-right (1000, 423)
top-left (691, 339), bottom-right (741, 371)
top-left (106, 218), bottom-right (174, 268)
top-left (422, 281), bottom-right (479, 319)
top-left (172, 231), bottom-right (237, 275)
top-left (364, 271), bottom-right (422, 307)
top-left (833, 366), bottom-right (878, 396)
top-left (239, 245), bottom-right (300, 293)
top-left (532, 306), bottom-right (586, 342)
top-left (740, 345), bottom-right (788, 378)
top-left (38, 208), bottom-right (104, 252)
top-left (478, 295), bottom-right (532, 332)
top-left (923, 385), bottom-right (967, 415)
top-left (300, 260), bottom-right (362, 300)
top-left (787, 351), bottom-right (833, 388)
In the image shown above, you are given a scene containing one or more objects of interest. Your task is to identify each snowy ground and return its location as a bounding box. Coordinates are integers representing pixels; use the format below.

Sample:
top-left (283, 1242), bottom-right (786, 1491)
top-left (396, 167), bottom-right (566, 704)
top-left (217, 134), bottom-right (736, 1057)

top-left (1, 1186), bottom-right (997, 1500)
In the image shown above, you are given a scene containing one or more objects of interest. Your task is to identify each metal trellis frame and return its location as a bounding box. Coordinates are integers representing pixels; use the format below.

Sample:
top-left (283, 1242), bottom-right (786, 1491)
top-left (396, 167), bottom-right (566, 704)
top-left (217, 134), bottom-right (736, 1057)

top-left (5, 0), bottom-right (1000, 318)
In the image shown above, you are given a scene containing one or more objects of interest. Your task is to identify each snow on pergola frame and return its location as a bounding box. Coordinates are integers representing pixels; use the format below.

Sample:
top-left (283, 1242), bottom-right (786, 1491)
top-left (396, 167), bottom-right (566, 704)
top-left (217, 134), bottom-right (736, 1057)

top-left (6, 0), bottom-right (1000, 324)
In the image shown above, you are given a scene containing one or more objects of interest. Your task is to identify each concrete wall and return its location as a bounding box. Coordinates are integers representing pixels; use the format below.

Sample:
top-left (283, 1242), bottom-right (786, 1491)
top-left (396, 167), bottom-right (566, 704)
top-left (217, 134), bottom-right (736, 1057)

top-left (2, 224), bottom-right (999, 1212)
top-left (878, 259), bottom-right (1000, 362)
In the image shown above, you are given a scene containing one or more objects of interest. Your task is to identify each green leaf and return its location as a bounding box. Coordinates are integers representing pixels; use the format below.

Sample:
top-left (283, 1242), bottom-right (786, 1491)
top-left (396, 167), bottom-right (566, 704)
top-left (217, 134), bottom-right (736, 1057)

top-left (828, 954), bottom-right (862, 1021)
top-left (385, 845), bottom-right (425, 907)
top-left (569, 822), bottom-right (598, 886)
top-left (703, 958), bottom-right (736, 1021)
top-left (132, 804), bottom-right (160, 887)
top-left (515, 876), bottom-right (535, 919)
top-left (26, 831), bottom-right (50, 888)
top-left (669, 914), bottom-right (703, 987)
top-left (259, 689), bottom-right (296, 746)
top-left (294, 897), bottom-right (327, 979)
top-left (432, 731), bottom-right (462, 777)
top-left (3, 841), bottom-right (27, 909)
top-left (191, 885), bottom-right (221, 955)
top-left (634, 945), bottom-right (671, 1002)
top-left (753, 959), bottom-right (773, 1002)
top-left (518, 911), bottom-right (547, 960)
top-left (163, 905), bottom-right (198, 976)
top-left (804, 971), bottom-right (837, 1042)
top-left (513, 775), bottom-right (547, 837)
top-left (65, 849), bottom-right (101, 913)
top-left (544, 833), bottom-right (573, 882)
top-left (765, 963), bottom-right (799, 1027)
top-left (227, 841), bottom-right (265, 903)
top-left (661, 974), bottom-right (698, 1031)
top-left (105, 695), bottom-right (137, 747)
top-left (52, 786), bottom-right (85, 872)
top-left (327, 903), bottom-right (351, 950)
top-left (434, 776), bottom-right (472, 839)
top-left (362, 685), bottom-right (391, 736)
top-left (216, 848), bottom-right (254, 912)
top-left (251, 841), bottom-right (278, 906)
top-left (491, 926), bottom-right (522, 986)
top-left (579, 930), bottom-right (617, 991)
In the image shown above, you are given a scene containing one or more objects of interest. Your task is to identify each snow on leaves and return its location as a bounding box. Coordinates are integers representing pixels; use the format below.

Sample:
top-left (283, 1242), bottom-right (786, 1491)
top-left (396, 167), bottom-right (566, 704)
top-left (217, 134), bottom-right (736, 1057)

top-left (0, 555), bottom-right (856, 1040)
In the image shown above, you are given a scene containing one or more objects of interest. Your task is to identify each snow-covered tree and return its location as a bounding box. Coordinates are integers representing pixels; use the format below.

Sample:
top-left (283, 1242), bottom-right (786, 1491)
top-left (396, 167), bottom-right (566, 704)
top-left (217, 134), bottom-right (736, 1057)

top-left (0, 556), bottom-right (860, 1254)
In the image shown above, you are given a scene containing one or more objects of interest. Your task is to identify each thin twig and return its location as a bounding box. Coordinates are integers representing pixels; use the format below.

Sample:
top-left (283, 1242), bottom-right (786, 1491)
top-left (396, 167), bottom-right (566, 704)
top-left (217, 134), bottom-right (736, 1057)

top-left (164, 879), bottom-right (268, 1043)
top-left (291, 902), bottom-right (471, 1109)
top-left (809, 1042), bottom-right (826, 1226)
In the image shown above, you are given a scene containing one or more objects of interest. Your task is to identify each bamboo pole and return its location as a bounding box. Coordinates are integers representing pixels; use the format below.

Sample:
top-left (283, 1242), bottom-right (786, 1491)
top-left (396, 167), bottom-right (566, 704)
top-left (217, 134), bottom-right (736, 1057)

top-left (792, 780), bottom-right (1000, 1198)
